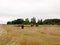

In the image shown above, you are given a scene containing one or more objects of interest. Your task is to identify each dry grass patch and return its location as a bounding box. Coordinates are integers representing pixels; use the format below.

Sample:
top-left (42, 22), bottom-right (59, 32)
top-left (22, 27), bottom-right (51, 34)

top-left (0, 25), bottom-right (60, 45)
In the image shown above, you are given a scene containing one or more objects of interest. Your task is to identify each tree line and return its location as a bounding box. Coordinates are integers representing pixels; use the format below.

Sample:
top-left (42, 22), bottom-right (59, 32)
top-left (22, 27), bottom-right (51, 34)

top-left (7, 17), bottom-right (60, 25)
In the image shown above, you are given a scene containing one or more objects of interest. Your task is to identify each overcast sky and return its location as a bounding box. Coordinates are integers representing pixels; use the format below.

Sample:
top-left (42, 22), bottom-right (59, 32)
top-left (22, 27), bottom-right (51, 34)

top-left (0, 0), bottom-right (60, 24)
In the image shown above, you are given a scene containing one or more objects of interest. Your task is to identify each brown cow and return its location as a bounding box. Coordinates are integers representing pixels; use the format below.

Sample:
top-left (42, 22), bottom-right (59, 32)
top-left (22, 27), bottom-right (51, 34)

top-left (21, 24), bottom-right (24, 29)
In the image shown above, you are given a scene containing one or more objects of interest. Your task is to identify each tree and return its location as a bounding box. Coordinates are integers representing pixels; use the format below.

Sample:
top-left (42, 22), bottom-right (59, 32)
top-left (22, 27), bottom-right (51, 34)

top-left (12, 20), bottom-right (17, 24)
top-left (31, 17), bottom-right (36, 25)
top-left (7, 21), bottom-right (12, 24)
top-left (7, 18), bottom-right (60, 25)
top-left (8, 19), bottom-right (24, 24)
top-left (24, 18), bottom-right (30, 25)
top-left (16, 19), bottom-right (24, 24)
top-left (43, 19), bottom-right (60, 25)
top-left (37, 19), bottom-right (43, 25)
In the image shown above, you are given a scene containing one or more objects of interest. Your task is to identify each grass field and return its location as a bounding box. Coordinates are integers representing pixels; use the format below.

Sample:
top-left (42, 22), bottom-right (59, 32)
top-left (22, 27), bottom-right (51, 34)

top-left (0, 25), bottom-right (60, 45)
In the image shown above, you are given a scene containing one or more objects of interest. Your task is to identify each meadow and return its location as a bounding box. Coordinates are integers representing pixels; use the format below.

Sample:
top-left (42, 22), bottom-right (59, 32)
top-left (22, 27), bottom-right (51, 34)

top-left (0, 25), bottom-right (60, 45)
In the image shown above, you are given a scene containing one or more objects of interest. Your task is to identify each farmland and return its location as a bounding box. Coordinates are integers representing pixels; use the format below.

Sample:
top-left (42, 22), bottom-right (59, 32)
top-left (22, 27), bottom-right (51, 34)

top-left (0, 25), bottom-right (60, 45)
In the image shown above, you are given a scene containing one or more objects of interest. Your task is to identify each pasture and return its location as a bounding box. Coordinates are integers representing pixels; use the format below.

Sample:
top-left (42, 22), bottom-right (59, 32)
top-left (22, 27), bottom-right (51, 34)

top-left (0, 25), bottom-right (60, 45)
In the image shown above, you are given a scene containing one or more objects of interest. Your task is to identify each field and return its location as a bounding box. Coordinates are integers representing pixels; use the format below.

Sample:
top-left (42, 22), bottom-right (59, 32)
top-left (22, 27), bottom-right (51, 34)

top-left (0, 25), bottom-right (60, 45)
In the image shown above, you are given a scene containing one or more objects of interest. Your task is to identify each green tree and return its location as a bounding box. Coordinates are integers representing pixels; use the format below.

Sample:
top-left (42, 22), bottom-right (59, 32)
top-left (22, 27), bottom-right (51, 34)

top-left (16, 19), bottom-right (24, 24)
top-left (31, 17), bottom-right (36, 25)
top-left (7, 21), bottom-right (12, 24)
top-left (24, 18), bottom-right (30, 25)
top-left (43, 19), bottom-right (60, 25)
top-left (37, 19), bottom-right (43, 25)
top-left (12, 20), bottom-right (17, 24)
top-left (9, 19), bottom-right (24, 24)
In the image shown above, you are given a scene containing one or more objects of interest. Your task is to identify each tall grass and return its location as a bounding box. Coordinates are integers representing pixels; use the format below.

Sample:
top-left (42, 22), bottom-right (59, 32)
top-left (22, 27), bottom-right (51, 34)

top-left (0, 25), bottom-right (60, 45)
